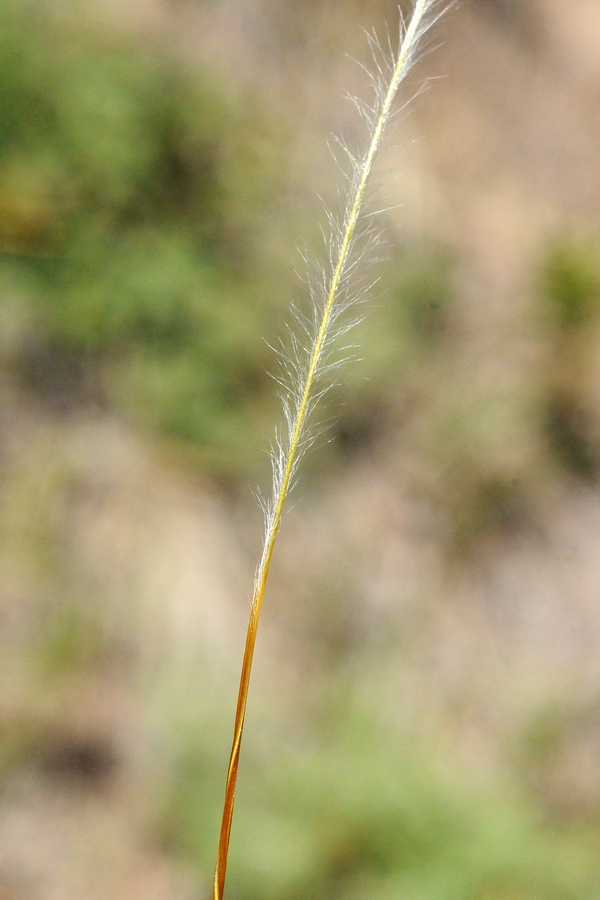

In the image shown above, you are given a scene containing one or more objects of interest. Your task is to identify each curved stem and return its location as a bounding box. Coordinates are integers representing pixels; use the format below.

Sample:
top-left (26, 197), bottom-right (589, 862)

top-left (212, 3), bottom-right (432, 897)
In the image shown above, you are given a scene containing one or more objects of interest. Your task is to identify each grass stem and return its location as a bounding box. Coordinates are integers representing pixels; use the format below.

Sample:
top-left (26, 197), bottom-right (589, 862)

top-left (212, 3), bottom-right (446, 897)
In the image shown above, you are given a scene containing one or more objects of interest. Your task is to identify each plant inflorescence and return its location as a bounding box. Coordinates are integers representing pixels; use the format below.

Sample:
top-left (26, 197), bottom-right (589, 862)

top-left (212, 3), bottom-right (451, 897)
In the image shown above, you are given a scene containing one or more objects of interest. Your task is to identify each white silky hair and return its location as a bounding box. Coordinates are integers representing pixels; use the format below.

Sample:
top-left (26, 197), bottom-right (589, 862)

top-left (255, 0), bottom-right (451, 590)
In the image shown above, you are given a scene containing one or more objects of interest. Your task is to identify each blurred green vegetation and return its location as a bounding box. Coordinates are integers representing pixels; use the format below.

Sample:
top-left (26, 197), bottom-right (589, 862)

top-left (540, 235), bottom-right (600, 480)
top-left (0, 0), bottom-right (287, 478)
top-left (159, 695), bottom-right (600, 900)
top-left (2, 1), bottom-right (600, 898)
top-left (543, 238), bottom-right (600, 331)
top-left (0, 0), bottom-right (461, 484)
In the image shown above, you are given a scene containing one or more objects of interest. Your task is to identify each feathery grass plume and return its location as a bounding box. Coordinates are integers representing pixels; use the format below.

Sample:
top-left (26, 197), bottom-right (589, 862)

top-left (213, 2), bottom-right (450, 897)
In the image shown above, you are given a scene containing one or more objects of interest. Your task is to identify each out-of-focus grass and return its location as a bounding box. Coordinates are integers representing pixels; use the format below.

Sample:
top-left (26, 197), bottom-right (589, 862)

top-left (540, 235), bottom-right (600, 480)
top-left (158, 695), bottom-right (600, 900)
top-left (0, 0), bottom-right (285, 479)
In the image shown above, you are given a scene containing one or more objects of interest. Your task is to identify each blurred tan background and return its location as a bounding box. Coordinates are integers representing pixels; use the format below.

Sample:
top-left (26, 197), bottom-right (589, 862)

top-left (2, 1), bottom-right (600, 897)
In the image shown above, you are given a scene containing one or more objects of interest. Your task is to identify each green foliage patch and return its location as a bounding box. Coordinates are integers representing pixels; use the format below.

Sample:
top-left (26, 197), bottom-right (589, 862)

top-left (0, 0), bottom-right (284, 477)
top-left (160, 701), bottom-right (600, 900)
